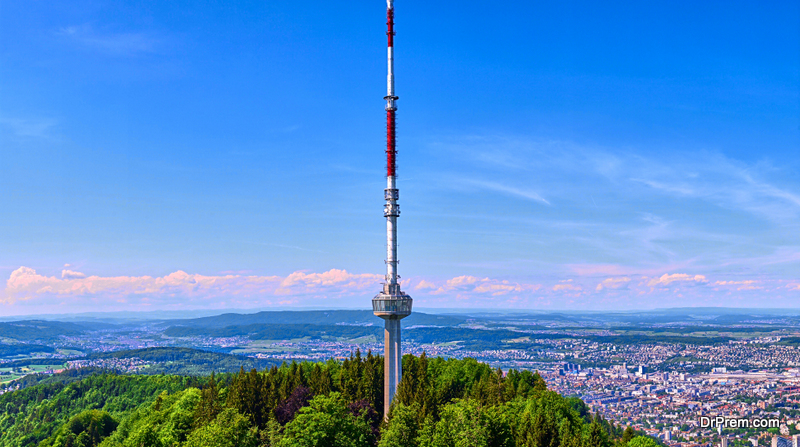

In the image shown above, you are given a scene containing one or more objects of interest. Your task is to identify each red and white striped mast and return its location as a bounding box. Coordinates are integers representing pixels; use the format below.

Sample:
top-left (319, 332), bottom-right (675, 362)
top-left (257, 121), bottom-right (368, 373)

top-left (384, 0), bottom-right (399, 291)
top-left (373, 0), bottom-right (412, 419)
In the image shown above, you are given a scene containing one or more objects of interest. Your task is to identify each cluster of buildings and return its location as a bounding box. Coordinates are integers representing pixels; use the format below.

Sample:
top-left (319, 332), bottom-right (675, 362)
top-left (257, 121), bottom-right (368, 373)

top-left (66, 357), bottom-right (151, 372)
top-left (541, 363), bottom-right (800, 446)
top-left (8, 317), bottom-right (800, 447)
top-left (516, 337), bottom-right (800, 372)
top-left (691, 343), bottom-right (800, 370)
top-left (58, 327), bottom-right (169, 353)
top-left (0, 384), bottom-right (20, 395)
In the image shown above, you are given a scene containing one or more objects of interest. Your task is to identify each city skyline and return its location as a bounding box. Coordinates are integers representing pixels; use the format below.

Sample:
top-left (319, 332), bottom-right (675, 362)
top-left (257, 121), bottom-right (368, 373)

top-left (1, 1), bottom-right (799, 315)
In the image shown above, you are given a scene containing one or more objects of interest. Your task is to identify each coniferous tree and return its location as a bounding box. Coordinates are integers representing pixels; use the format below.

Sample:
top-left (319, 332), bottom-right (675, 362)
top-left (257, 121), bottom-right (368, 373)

top-left (622, 426), bottom-right (636, 444)
top-left (309, 364), bottom-right (333, 396)
top-left (362, 350), bottom-right (383, 414)
top-left (288, 361), bottom-right (305, 392)
top-left (195, 372), bottom-right (221, 427)
top-left (584, 419), bottom-right (610, 447)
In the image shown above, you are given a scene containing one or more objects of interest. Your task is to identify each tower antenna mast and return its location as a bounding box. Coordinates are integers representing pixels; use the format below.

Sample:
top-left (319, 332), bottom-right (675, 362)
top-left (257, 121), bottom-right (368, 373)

top-left (372, 0), bottom-right (412, 419)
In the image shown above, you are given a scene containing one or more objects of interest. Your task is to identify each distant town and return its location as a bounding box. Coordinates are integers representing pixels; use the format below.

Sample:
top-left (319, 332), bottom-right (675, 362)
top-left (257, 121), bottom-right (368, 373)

top-left (4, 308), bottom-right (800, 446)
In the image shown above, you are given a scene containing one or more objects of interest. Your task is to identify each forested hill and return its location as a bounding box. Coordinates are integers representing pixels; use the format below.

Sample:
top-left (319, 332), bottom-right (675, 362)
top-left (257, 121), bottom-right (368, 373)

top-left (1, 347), bottom-right (280, 381)
top-left (164, 323), bottom-right (383, 340)
top-left (0, 353), bottom-right (660, 447)
top-left (86, 347), bottom-right (281, 375)
top-left (161, 310), bottom-right (465, 328)
top-left (0, 320), bottom-right (86, 341)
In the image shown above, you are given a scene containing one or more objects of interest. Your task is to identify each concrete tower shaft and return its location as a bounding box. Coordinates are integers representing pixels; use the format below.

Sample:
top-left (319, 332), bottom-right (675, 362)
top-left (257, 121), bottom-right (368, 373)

top-left (373, 0), bottom-right (412, 419)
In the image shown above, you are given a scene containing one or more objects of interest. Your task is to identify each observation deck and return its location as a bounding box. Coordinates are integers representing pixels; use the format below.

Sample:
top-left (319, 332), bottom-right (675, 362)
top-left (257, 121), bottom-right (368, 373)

top-left (372, 291), bottom-right (412, 319)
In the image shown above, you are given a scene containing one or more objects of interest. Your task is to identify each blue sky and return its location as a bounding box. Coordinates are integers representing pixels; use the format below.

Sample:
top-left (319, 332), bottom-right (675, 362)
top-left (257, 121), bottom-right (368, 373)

top-left (1, 1), bottom-right (798, 314)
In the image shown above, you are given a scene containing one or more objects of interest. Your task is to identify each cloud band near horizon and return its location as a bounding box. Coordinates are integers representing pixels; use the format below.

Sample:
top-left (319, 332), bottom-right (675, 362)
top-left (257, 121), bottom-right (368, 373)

top-left (2, 266), bottom-right (798, 315)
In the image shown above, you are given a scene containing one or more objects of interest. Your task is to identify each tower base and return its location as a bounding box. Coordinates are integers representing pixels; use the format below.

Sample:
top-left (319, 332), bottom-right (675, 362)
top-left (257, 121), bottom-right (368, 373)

top-left (383, 317), bottom-right (401, 418)
top-left (372, 292), bottom-right (412, 418)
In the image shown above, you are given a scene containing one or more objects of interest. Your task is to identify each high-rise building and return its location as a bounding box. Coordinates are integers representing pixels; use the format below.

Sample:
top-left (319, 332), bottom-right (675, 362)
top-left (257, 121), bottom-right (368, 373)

top-left (372, 0), bottom-right (412, 419)
top-left (773, 436), bottom-right (792, 447)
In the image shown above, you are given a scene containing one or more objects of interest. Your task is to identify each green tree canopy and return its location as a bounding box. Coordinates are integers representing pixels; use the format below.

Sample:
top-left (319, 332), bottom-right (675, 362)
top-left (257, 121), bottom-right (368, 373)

top-left (183, 408), bottom-right (258, 447)
top-left (379, 403), bottom-right (423, 447)
top-left (627, 435), bottom-right (660, 447)
top-left (277, 392), bottom-right (374, 447)
top-left (0, 355), bottom-right (647, 447)
top-left (416, 398), bottom-right (512, 447)
top-left (41, 409), bottom-right (117, 447)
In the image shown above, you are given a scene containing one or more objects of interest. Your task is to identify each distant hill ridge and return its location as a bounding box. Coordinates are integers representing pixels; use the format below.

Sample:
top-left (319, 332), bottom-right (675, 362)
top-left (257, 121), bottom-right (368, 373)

top-left (162, 309), bottom-right (465, 328)
top-left (0, 320), bottom-right (87, 341)
top-left (0, 347), bottom-right (279, 374)
top-left (163, 323), bottom-right (382, 340)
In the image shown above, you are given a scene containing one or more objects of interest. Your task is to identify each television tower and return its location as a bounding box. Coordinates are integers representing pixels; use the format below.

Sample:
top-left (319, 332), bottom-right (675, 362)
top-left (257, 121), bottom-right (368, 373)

top-left (372, 0), bottom-right (412, 418)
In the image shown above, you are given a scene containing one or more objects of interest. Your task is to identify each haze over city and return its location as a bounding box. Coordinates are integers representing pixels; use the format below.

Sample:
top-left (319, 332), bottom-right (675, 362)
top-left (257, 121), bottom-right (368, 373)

top-left (1, 1), bottom-right (798, 315)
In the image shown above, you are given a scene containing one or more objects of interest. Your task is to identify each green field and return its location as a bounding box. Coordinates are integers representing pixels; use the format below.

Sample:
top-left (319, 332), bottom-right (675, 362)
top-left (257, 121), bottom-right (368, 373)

top-left (231, 339), bottom-right (307, 355)
top-left (0, 363), bottom-right (64, 383)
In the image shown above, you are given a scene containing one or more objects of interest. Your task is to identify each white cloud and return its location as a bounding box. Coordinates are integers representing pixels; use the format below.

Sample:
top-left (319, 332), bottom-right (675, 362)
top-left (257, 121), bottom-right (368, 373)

top-left (596, 277), bottom-right (631, 291)
top-left (3, 265), bottom-right (797, 312)
top-left (553, 283), bottom-right (582, 292)
top-left (3, 266), bottom-right (392, 307)
top-left (647, 273), bottom-right (708, 288)
top-left (61, 269), bottom-right (86, 280)
top-left (5, 266), bottom-right (282, 303)
top-left (4, 267), bottom-right (545, 310)
top-left (276, 269), bottom-right (381, 295)
top-left (414, 280), bottom-right (436, 290)
top-left (426, 275), bottom-right (541, 298)
top-left (714, 280), bottom-right (761, 291)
